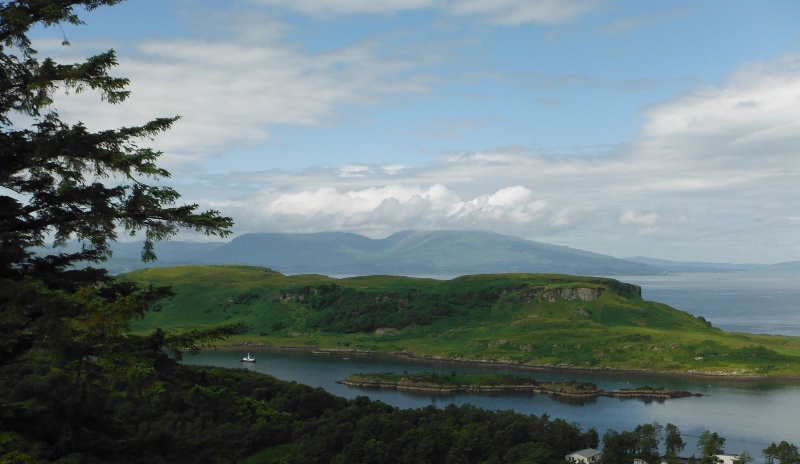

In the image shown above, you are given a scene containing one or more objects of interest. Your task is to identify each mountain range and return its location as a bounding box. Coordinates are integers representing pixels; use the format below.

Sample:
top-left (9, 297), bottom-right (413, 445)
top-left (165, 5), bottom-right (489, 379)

top-left (43, 230), bottom-right (799, 276)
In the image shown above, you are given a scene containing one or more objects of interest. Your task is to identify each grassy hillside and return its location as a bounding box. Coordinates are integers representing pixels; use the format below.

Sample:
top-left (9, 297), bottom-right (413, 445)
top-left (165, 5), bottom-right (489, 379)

top-left (123, 265), bottom-right (800, 376)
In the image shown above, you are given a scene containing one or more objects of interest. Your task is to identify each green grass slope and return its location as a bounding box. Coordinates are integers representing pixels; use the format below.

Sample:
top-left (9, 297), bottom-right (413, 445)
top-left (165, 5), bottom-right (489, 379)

top-left (123, 265), bottom-right (800, 377)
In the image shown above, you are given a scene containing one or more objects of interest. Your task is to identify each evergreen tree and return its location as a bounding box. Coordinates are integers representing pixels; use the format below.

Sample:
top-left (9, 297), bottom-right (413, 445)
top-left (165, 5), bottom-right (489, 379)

top-left (581, 428), bottom-right (599, 449)
top-left (633, 422), bottom-right (663, 464)
top-left (0, 1), bottom-right (235, 460)
top-left (696, 431), bottom-right (726, 464)
top-left (733, 450), bottom-right (753, 464)
top-left (664, 423), bottom-right (686, 464)
top-left (774, 442), bottom-right (800, 464)
top-left (766, 443), bottom-right (779, 464)
top-left (602, 429), bottom-right (637, 464)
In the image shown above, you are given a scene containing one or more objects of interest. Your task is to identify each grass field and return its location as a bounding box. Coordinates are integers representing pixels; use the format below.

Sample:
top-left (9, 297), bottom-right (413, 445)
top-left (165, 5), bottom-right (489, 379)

top-left (122, 265), bottom-right (800, 377)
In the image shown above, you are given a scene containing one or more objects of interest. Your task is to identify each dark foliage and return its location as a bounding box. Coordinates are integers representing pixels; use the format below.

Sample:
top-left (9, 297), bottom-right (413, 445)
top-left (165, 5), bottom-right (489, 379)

top-left (0, 0), bottom-right (234, 368)
top-left (283, 283), bottom-right (506, 333)
top-left (763, 441), bottom-right (800, 464)
top-left (0, 2), bottom-right (237, 461)
top-left (287, 396), bottom-right (593, 464)
top-left (0, 360), bottom-right (603, 463)
top-left (232, 292), bottom-right (260, 305)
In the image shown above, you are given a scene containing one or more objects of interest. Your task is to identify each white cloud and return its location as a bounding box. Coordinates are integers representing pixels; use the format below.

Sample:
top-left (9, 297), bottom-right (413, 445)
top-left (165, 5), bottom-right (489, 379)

top-left (619, 211), bottom-right (660, 226)
top-left (249, 0), bottom-right (599, 23)
top-left (381, 165), bottom-right (410, 175)
top-left (251, 184), bottom-right (555, 236)
top-left (190, 53), bottom-right (800, 262)
top-left (249, 0), bottom-right (439, 15)
top-left (29, 17), bottom-right (800, 262)
top-left (448, 0), bottom-right (600, 25)
top-left (32, 24), bottom-right (435, 167)
top-left (640, 54), bottom-right (800, 155)
top-left (337, 166), bottom-right (372, 177)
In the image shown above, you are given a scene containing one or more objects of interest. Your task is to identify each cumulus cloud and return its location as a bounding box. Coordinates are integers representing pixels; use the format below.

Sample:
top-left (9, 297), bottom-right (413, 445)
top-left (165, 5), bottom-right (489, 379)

top-left (29, 11), bottom-right (800, 262)
top-left (249, 0), bottom-right (599, 24)
top-left (189, 53), bottom-right (800, 262)
top-left (238, 184), bottom-right (558, 236)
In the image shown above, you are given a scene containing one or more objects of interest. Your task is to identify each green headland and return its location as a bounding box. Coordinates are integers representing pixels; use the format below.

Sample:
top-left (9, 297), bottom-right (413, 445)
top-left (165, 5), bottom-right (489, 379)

top-left (124, 265), bottom-right (800, 377)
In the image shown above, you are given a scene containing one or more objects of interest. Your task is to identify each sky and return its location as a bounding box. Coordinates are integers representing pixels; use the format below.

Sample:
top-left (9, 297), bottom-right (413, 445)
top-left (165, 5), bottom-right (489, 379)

top-left (22, 0), bottom-right (800, 264)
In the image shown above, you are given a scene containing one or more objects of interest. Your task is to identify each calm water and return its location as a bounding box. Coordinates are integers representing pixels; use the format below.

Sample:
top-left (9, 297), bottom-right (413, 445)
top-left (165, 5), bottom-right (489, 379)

top-left (613, 271), bottom-right (800, 337)
top-left (185, 272), bottom-right (800, 456)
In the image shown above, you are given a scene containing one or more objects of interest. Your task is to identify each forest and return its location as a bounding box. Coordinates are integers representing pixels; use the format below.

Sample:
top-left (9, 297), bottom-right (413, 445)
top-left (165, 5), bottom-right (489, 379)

top-left (282, 282), bottom-right (507, 333)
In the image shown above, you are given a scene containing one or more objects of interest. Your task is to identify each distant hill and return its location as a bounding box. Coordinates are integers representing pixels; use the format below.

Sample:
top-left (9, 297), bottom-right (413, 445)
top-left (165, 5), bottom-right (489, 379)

top-left (765, 260), bottom-right (800, 271)
top-left (201, 230), bottom-right (660, 275)
top-left (42, 230), bottom-right (800, 276)
top-left (56, 230), bottom-right (659, 276)
top-left (623, 256), bottom-right (763, 273)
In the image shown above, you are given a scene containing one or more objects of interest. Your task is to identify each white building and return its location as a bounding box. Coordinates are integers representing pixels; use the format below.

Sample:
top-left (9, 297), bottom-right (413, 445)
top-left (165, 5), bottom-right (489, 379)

top-left (716, 454), bottom-right (740, 464)
top-left (565, 448), bottom-right (602, 463)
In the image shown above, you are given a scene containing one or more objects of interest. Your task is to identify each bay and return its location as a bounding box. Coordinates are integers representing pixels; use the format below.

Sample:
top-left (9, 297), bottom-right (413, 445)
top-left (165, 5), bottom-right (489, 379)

top-left (184, 271), bottom-right (800, 457)
top-left (612, 270), bottom-right (800, 336)
top-left (185, 349), bottom-right (800, 457)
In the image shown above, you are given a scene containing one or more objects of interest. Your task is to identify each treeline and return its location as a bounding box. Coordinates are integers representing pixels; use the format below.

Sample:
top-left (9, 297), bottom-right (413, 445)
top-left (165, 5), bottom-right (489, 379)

top-left (281, 283), bottom-right (506, 333)
top-left (2, 358), bottom-right (599, 463)
top-left (601, 423), bottom-right (799, 464)
top-left (3, 354), bottom-right (797, 463)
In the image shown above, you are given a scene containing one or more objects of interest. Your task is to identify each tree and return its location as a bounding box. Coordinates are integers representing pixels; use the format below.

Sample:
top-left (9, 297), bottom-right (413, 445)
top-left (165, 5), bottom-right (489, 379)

top-left (602, 429), bottom-right (638, 464)
top-left (581, 427), bottom-right (599, 449)
top-left (0, 1), bottom-right (235, 460)
top-left (664, 423), bottom-right (686, 464)
top-left (697, 430), bottom-right (726, 464)
top-left (0, 0), bottom-right (235, 364)
top-left (733, 450), bottom-right (753, 464)
top-left (634, 422), bottom-right (663, 464)
top-left (774, 441), bottom-right (800, 464)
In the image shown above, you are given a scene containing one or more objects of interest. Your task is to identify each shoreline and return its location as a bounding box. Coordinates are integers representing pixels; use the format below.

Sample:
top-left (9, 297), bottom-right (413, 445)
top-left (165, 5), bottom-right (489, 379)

top-left (337, 377), bottom-right (701, 399)
top-left (210, 343), bottom-right (800, 383)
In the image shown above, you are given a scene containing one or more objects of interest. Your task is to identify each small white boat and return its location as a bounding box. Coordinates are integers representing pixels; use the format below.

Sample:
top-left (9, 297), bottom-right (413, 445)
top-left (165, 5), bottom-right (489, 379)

top-left (241, 353), bottom-right (256, 363)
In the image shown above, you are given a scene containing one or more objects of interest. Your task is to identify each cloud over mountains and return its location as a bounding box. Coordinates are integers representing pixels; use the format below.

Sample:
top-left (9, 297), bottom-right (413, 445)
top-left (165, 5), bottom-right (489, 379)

top-left (25, 2), bottom-right (800, 263)
top-left (208, 53), bottom-right (800, 262)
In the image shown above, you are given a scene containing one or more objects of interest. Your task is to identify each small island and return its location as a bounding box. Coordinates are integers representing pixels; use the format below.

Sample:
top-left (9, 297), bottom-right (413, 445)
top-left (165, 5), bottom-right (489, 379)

top-left (338, 371), bottom-right (702, 400)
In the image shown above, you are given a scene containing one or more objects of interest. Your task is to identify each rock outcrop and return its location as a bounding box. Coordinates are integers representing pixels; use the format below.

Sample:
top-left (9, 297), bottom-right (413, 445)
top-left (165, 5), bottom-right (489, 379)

top-left (519, 286), bottom-right (602, 303)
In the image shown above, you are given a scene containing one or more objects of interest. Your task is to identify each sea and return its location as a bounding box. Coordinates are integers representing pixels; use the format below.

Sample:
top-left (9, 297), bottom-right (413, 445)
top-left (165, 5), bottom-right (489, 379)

top-left (184, 270), bottom-right (800, 457)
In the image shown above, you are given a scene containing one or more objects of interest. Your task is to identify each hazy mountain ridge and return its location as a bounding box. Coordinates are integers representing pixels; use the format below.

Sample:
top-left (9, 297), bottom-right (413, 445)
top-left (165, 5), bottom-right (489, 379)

top-left (622, 256), bottom-right (763, 272)
top-left (43, 230), bottom-right (799, 276)
top-left (48, 230), bottom-right (657, 276)
top-left (622, 256), bottom-right (800, 273)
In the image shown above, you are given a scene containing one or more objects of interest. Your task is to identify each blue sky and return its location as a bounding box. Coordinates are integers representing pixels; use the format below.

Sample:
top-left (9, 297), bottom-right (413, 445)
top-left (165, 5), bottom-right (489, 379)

top-left (24, 0), bottom-right (800, 263)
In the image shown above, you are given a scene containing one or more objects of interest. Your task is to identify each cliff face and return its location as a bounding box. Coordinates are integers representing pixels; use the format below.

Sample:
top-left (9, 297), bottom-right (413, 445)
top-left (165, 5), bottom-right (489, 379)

top-left (516, 282), bottom-right (641, 303)
top-left (620, 283), bottom-right (642, 298)
top-left (519, 287), bottom-right (603, 303)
